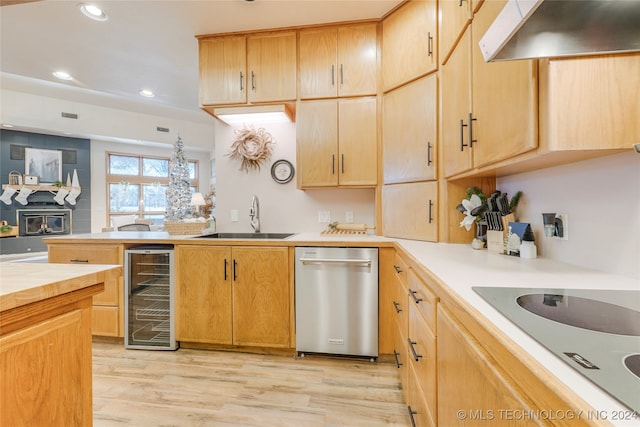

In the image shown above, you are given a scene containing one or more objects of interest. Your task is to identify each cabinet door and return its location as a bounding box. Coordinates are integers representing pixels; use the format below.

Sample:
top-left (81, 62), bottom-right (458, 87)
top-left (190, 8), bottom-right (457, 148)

top-left (442, 28), bottom-right (473, 177)
top-left (437, 305), bottom-right (545, 427)
top-left (247, 32), bottom-right (297, 103)
top-left (199, 36), bottom-right (247, 105)
top-left (1, 308), bottom-right (92, 427)
top-left (408, 302), bottom-right (437, 426)
top-left (338, 97), bottom-right (377, 186)
top-left (296, 100), bottom-right (339, 187)
top-left (382, 0), bottom-right (437, 91)
top-left (337, 23), bottom-right (378, 97)
top-left (439, 0), bottom-right (471, 65)
top-left (471, 0), bottom-right (538, 168)
top-left (232, 247), bottom-right (289, 347)
top-left (383, 74), bottom-right (437, 183)
top-left (382, 181), bottom-right (438, 241)
top-left (541, 53), bottom-right (640, 151)
top-left (176, 246), bottom-right (233, 344)
top-left (299, 28), bottom-right (338, 99)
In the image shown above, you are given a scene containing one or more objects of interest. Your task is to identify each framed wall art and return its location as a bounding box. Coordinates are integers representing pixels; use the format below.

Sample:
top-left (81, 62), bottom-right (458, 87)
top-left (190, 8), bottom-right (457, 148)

top-left (25, 148), bottom-right (62, 184)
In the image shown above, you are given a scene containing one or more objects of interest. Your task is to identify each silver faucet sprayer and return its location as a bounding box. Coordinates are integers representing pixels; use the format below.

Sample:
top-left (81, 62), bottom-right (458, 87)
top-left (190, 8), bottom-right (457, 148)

top-left (249, 195), bottom-right (260, 233)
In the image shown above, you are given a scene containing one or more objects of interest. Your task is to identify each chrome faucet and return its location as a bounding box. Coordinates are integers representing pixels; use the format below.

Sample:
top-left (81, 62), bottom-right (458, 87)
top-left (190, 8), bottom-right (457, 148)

top-left (249, 195), bottom-right (260, 233)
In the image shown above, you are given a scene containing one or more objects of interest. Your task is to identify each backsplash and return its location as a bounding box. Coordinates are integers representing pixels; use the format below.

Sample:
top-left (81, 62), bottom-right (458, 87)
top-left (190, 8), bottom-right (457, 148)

top-left (498, 151), bottom-right (639, 279)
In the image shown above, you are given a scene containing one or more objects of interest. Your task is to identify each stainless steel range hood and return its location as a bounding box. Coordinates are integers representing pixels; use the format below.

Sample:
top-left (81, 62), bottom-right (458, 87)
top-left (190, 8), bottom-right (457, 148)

top-left (479, 0), bottom-right (640, 62)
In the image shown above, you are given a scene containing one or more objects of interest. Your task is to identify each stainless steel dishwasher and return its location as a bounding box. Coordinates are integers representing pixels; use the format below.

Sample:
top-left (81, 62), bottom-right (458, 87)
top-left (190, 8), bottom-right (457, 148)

top-left (295, 247), bottom-right (378, 359)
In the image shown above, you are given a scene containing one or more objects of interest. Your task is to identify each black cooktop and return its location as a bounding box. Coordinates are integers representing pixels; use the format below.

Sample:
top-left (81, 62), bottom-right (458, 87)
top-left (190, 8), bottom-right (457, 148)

top-left (473, 287), bottom-right (640, 414)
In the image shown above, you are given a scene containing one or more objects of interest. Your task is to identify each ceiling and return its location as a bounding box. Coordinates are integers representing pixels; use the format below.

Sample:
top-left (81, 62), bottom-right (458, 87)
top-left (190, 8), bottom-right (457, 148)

top-left (0, 0), bottom-right (402, 127)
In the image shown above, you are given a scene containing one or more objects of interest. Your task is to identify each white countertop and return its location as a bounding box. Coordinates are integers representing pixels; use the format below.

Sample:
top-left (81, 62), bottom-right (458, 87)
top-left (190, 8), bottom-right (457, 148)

top-left (396, 239), bottom-right (640, 427)
top-left (41, 231), bottom-right (640, 424)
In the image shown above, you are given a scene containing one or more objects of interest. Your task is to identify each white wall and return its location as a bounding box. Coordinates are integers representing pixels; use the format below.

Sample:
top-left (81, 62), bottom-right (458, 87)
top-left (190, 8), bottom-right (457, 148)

top-left (90, 140), bottom-right (212, 232)
top-left (498, 152), bottom-right (640, 279)
top-left (214, 120), bottom-right (375, 233)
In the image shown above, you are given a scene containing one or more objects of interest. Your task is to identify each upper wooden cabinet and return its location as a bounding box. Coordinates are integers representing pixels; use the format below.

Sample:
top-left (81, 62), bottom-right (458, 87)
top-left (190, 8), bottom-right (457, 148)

top-left (438, 0), bottom-right (472, 65)
top-left (198, 31), bottom-right (296, 106)
top-left (299, 23), bottom-right (377, 99)
top-left (382, 0), bottom-right (437, 91)
top-left (539, 53), bottom-right (640, 152)
top-left (296, 97), bottom-right (377, 188)
top-left (442, 0), bottom-right (538, 178)
top-left (383, 74), bottom-right (437, 184)
top-left (199, 35), bottom-right (246, 105)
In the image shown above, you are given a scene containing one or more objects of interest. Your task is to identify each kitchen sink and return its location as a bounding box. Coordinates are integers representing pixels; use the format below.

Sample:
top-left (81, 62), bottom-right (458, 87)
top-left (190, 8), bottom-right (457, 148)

top-left (195, 232), bottom-right (295, 239)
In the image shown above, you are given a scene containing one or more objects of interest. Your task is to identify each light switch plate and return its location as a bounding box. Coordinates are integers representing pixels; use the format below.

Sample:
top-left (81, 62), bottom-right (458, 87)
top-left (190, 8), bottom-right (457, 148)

top-left (345, 211), bottom-right (353, 223)
top-left (318, 211), bottom-right (331, 223)
top-left (230, 209), bottom-right (238, 222)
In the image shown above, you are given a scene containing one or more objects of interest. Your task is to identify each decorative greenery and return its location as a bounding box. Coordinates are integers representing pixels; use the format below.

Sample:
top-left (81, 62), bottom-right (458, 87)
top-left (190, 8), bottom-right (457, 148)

top-left (457, 187), bottom-right (523, 231)
top-left (0, 224), bottom-right (13, 234)
top-left (53, 180), bottom-right (64, 188)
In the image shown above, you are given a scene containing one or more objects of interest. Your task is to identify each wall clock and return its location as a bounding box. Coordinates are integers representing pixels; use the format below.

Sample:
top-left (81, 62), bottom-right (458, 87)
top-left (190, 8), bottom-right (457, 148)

top-left (271, 159), bottom-right (294, 184)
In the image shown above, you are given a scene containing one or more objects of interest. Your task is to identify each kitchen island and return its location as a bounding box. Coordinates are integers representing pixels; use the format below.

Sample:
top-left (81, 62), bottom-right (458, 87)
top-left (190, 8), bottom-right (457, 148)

top-left (0, 263), bottom-right (122, 427)
top-left (42, 231), bottom-right (639, 426)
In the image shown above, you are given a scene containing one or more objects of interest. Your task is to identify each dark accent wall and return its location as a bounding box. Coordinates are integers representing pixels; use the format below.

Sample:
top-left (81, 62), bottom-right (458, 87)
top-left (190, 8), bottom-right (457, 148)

top-left (0, 129), bottom-right (91, 254)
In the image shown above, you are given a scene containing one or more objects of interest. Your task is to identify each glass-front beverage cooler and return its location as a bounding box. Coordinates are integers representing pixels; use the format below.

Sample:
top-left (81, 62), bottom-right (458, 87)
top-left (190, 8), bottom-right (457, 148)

top-left (124, 245), bottom-right (177, 350)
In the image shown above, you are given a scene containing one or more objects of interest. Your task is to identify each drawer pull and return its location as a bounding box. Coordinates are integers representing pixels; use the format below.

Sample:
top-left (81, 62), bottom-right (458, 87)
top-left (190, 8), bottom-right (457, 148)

top-left (393, 350), bottom-right (403, 368)
top-left (407, 338), bottom-right (423, 361)
top-left (408, 405), bottom-right (418, 427)
top-left (393, 264), bottom-right (403, 274)
top-left (393, 301), bottom-right (402, 313)
top-left (70, 259), bottom-right (89, 263)
top-left (409, 289), bottom-right (423, 304)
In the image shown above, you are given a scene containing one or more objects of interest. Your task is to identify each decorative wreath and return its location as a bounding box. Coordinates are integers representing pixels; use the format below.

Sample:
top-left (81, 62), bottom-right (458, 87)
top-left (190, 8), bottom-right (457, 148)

top-left (227, 126), bottom-right (275, 172)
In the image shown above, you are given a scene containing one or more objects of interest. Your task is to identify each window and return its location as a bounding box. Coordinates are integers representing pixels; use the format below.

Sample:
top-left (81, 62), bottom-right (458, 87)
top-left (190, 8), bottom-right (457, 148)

top-left (107, 153), bottom-right (198, 227)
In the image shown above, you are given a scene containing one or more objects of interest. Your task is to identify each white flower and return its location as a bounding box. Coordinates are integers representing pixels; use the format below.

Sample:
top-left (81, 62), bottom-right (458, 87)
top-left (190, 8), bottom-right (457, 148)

top-left (459, 194), bottom-right (482, 231)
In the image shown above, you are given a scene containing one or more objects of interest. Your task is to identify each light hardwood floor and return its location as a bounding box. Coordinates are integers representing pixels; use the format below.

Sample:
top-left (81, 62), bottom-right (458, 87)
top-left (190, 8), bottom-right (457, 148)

top-left (92, 342), bottom-right (410, 426)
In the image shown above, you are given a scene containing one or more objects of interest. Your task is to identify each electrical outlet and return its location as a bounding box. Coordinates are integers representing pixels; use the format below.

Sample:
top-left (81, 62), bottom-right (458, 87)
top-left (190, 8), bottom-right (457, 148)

top-left (318, 211), bottom-right (331, 223)
top-left (556, 213), bottom-right (568, 240)
top-left (345, 211), bottom-right (354, 223)
top-left (230, 209), bottom-right (239, 222)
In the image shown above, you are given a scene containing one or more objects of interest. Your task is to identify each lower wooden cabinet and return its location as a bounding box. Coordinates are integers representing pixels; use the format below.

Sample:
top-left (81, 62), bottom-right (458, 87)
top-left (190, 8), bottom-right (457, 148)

top-left (48, 243), bottom-right (124, 337)
top-left (1, 288), bottom-right (97, 426)
top-left (176, 245), bottom-right (290, 348)
top-left (437, 305), bottom-right (544, 426)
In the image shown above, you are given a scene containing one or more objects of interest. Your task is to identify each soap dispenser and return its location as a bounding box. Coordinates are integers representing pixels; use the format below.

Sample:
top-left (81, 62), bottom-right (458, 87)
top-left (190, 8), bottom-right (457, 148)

top-left (519, 226), bottom-right (537, 259)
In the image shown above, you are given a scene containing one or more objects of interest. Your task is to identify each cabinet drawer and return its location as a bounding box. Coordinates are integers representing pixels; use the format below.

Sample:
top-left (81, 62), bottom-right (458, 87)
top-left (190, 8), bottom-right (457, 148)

top-left (393, 275), bottom-right (408, 335)
top-left (48, 244), bottom-right (121, 265)
top-left (393, 323), bottom-right (409, 404)
top-left (393, 252), bottom-right (409, 286)
top-left (408, 270), bottom-right (438, 335)
top-left (407, 360), bottom-right (436, 427)
top-left (408, 303), bottom-right (437, 424)
top-left (92, 306), bottom-right (120, 337)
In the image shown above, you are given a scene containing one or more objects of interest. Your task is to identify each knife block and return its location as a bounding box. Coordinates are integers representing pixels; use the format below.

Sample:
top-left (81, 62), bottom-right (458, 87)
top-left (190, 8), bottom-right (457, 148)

top-left (486, 213), bottom-right (515, 253)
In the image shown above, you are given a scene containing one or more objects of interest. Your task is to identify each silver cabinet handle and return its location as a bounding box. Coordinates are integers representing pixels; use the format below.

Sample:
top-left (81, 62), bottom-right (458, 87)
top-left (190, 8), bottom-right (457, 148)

top-left (299, 258), bottom-right (372, 267)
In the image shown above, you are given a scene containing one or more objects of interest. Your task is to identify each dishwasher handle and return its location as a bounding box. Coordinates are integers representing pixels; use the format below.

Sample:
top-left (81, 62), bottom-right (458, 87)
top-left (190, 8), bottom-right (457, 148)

top-left (299, 257), bottom-right (372, 267)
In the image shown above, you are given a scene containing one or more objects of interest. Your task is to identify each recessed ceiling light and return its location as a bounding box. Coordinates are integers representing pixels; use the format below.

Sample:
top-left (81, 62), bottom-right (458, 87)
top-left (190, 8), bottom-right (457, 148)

top-left (139, 89), bottom-right (155, 98)
top-left (80, 4), bottom-right (108, 21)
top-left (53, 71), bottom-right (73, 80)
